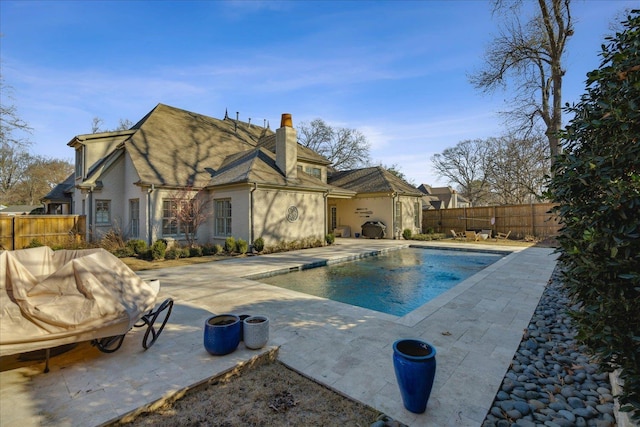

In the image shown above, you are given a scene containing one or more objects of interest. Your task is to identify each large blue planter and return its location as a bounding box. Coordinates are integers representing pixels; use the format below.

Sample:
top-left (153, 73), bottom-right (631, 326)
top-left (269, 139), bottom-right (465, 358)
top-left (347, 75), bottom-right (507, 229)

top-left (392, 339), bottom-right (436, 414)
top-left (204, 314), bottom-right (241, 355)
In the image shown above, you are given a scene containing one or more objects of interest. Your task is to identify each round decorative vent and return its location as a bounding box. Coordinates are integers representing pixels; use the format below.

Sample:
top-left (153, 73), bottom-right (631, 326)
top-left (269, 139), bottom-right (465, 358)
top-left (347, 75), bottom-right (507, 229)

top-left (286, 206), bottom-right (299, 222)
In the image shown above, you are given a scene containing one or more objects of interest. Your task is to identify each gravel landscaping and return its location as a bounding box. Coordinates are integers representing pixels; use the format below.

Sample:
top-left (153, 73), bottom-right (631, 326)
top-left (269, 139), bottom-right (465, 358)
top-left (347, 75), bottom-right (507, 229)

top-left (482, 268), bottom-right (616, 427)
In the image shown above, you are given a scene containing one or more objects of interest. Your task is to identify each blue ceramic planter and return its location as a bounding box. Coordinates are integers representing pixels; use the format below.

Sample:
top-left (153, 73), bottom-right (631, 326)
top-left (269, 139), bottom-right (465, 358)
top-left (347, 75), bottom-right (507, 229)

top-left (392, 339), bottom-right (437, 414)
top-left (204, 314), bottom-right (241, 355)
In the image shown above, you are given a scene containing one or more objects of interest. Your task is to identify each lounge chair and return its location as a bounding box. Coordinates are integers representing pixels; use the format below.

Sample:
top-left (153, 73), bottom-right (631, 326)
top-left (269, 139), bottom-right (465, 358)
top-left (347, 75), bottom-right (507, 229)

top-left (496, 230), bottom-right (511, 241)
top-left (0, 246), bottom-right (173, 372)
top-left (450, 230), bottom-right (464, 240)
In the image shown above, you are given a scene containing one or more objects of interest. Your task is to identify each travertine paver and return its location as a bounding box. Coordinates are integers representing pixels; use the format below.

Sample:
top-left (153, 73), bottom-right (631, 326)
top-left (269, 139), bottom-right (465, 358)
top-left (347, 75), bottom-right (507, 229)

top-left (0, 239), bottom-right (557, 427)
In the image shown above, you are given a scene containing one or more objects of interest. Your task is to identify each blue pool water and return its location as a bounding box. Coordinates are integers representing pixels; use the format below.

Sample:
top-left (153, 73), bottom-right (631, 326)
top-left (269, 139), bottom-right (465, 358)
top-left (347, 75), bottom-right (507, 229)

top-left (260, 247), bottom-right (503, 316)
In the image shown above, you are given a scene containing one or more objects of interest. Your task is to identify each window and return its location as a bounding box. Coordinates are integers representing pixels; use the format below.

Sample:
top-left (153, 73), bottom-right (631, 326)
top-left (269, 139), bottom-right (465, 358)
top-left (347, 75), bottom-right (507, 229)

top-left (75, 148), bottom-right (83, 179)
top-left (162, 199), bottom-right (179, 236)
top-left (305, 166), bottom-right (322, 179)
top-left (130, 199), bottom-right (139, 238)
top-left (95, 200), bottom-right (111, 224)
top-left (215, 199), bottom-right (232, 236)
top-left (162, 198), bottom-right (196, 237)
top-left (414, 202), bottom-right (420, 228)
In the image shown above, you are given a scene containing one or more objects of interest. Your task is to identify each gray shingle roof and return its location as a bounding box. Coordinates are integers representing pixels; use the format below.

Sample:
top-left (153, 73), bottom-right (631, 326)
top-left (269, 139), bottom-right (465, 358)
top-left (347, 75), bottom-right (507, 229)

top-left (208, 147), bottom-right (354, 196)
top-left (328, 166), bottom-right (422, 196)
top-left (126, 104), bottom-right (273, 188)
top-left (42, 173), bottom-right (75, 202)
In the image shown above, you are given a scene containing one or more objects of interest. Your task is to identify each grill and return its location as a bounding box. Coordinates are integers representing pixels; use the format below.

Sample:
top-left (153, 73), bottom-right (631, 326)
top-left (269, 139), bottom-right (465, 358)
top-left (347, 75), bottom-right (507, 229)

top-left (361, 221), bottom-right (386, 239)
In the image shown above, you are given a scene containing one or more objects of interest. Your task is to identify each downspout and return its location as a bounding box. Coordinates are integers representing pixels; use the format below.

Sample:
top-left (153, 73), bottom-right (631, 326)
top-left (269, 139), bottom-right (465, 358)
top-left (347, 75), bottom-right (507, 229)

top-left (391, 192), bottom-right (397, 240)
top-left (249, 182), bottom-right (258, 245)
top-left (87, 187), bottom-right (94, 242)
top-left (323, 191), bottom-right (329, 237)
top-left (147, 184), bottom-right (155, 246)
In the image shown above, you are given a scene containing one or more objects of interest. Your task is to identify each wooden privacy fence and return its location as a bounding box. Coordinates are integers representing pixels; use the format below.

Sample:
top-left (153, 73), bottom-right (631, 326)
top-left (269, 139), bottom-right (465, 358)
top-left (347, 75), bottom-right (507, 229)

top-left (0, 215), bottom-right (86, 251)
top-left (422, 203), bottom-right (560, 239)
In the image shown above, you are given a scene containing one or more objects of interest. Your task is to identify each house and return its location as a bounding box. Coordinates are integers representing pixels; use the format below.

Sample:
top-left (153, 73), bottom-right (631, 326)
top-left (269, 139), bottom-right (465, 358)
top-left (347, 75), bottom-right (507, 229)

top-left (0, 205), bottom-right (45, 216)
top-left (43, 104), bottom-right (423, 247)
top-left (417, 184), bottom-right (471, 210)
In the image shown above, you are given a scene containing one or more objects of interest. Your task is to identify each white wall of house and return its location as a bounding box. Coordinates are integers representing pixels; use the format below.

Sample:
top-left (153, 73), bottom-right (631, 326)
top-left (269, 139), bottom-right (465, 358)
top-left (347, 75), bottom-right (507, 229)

top-left (397, 195), bottom-right (422, 237)
top-left (89, 157), bottom-right (126, 240)
top-left (252, 188), bottom-right (325, 247)
top-left (328, 194), bottom-right (422, 239)
top-left (329, 195), bottom-right (393, 239)
top-left (209, 187), bottom-right (251, 246)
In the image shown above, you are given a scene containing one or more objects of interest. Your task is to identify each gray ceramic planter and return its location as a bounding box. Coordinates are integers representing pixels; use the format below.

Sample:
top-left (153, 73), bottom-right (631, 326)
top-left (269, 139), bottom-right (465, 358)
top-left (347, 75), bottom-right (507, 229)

top-left (243, 315), bottom-right (269, 349)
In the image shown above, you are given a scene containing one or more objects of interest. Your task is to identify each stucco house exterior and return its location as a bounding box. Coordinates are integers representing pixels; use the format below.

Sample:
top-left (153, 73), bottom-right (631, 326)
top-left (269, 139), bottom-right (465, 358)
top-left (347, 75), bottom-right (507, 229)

top-left (43, 104), bottom-right (423, 247)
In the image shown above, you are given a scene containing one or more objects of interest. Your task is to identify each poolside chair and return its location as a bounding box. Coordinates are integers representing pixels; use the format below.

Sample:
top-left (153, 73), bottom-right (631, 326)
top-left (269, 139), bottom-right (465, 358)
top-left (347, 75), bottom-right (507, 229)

top-left (465, 230), bottom-right (480, 241)
top-left (450, 230), bottom-right (464, 240)
top-left (479, 229), bottom-right (492, 240)
top-left (496, 230), bottom-right (511, 241)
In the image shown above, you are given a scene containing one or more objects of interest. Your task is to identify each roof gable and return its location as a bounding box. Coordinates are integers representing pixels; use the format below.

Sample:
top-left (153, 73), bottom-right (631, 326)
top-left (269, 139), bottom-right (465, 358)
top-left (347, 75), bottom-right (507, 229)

top-left (125, 104), bottom-right (274, 188)
top-left (207, 147), bottom-right (346, 194)
top-left (42, 173), bottom-right (75, 202)
top-left (328, 166), bottom-right (422, 196)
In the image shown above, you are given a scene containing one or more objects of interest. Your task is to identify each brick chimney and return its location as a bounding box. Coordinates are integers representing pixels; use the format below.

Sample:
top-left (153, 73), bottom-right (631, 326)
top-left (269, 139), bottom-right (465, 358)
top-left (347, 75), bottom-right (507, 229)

top-left (276, 113), bottom-right (297, 179)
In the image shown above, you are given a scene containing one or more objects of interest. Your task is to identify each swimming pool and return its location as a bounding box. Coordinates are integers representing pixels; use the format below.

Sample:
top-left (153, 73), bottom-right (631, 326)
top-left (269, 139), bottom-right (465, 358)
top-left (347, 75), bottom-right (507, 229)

top-left (259, 247), bottom-right (504, 316)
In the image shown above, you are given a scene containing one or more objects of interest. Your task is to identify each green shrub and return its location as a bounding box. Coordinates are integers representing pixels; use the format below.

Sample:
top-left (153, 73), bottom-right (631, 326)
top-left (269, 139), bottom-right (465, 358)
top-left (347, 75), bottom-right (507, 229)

top-left (325, 233), bottom-right (335, 245)
top-left (189, 246), bottom-right (203, 257)
top-left (224, 237), bottom-right (236, 254)
top-left (214, 244), bottom-right (223, 254)
top-left (25, 238), bottom-right (44, 248)
top-left (165, 248), bottom-right (181, 260)
top-left (113, 246), bottom-right (135, 258)
top-left (126, 239), bottom-right (147, 255)
top-left (145, 239), bottom-right (166, 261)
top-left (547, 11), bottom-right (640, 419)
top-left (424, 227), bottom-right (435, 234)
top-left (202, 244), bottom-right (216, 256)
top-left (236, 239), bottom-right (248, 254)
top-left (402, 229), bottom-right (412, 240)
top-left (253, 237), bottom-right (265, 252)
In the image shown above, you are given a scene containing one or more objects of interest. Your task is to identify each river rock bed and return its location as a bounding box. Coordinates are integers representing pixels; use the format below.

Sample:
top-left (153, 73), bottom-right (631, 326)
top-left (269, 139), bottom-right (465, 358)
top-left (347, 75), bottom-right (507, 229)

top-left (481, 268), bottom-right (615, 427)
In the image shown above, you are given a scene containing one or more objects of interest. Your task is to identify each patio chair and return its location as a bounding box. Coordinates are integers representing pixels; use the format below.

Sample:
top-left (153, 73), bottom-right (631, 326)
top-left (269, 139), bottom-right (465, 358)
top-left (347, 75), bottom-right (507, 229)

top-left (465, 230), bottom-right (480, 241)
top-left (496, 230), bottom-right (511, 241)
top-left (479, 229), bottom-right (492, 240)
top-left (450, 230), bottom-right (464, 240)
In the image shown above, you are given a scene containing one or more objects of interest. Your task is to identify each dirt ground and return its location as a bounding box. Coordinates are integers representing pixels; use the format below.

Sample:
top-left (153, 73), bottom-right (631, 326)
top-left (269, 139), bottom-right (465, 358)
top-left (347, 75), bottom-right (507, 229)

top-left (113, 237), bottom-right (556, 426)
top-left (112, 354), bottom-right (381, 427)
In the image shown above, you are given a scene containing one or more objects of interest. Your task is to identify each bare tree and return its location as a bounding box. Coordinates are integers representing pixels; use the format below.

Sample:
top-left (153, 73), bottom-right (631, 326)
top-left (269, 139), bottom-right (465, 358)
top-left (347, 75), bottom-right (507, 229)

top-left (91, 117), bottom-right (104, 133)
top-left (2, 155), bottom-right (73, 205)
top-left (431, 139), bottom-right (491, 205)
top-left (0, 145), bottom-right (31, 203)
top-left (470, 0), bottom-right (573, 164)
top-left (485, 133), bottom-right (549, 204)
top-left (297, 118), bottom-right (371, 170)
top-left (116, 118), bottom-right (134, 130)
top-left (91, 117), bottom-right (134, 133)
top-left (1, 74), bottom-right (34, 203)
top-left (377, 162), bottom-right (415, 186)
top-left (0, 73), bottom-right (32, 150)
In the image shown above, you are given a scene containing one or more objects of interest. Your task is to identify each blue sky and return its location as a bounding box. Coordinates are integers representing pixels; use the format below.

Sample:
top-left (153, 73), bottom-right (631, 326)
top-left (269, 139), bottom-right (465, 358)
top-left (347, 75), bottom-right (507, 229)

top-left (1, 0), bottom-right (635, 186)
